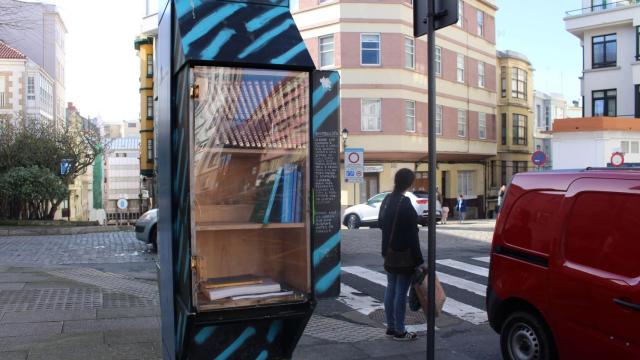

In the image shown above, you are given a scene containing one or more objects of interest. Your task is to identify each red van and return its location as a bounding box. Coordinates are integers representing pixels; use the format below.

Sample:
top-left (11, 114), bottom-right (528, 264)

top-left (487, 169), bottom-right (640, 360)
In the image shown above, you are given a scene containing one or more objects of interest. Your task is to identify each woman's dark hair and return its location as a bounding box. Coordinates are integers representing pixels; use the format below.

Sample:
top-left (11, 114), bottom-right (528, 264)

top-left (393, 168), bottom-right (415, 194)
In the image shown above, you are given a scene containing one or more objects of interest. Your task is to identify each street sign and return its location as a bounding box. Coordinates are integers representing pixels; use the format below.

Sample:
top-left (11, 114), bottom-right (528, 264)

top-left (414, 0), bottom-right (459, 37)
top-left (344, 148), bottom-right (364, 183)
top-left (611, 152), bottom-right (625, 167)
top-left (60, 159), bottom-right (72, 176)
top-left (531, 151), bottom-right (547, 167)
top-left (117, 198), bottom-right (128, 210)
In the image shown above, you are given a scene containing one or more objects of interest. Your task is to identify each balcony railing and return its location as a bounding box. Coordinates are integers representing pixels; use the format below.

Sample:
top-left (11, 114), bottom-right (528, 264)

top-left (566, 0), bottom-right (640, 16)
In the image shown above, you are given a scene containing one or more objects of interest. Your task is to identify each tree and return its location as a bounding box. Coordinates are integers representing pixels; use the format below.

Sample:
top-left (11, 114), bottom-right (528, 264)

top-left (0, 166), bottom-right (68, 220)
top-left (0, 119), bottom-right (104, 220)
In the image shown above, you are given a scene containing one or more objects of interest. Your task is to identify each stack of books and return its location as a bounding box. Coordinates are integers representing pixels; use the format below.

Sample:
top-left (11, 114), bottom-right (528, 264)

top-left (250, 163), bottom-right (303, 224)
top-left (200, 275), bottom-right (292, 301)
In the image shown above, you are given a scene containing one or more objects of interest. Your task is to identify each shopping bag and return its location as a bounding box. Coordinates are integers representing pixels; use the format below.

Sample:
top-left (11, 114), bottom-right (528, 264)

top-left (413, 270), bottom-right (446, 318)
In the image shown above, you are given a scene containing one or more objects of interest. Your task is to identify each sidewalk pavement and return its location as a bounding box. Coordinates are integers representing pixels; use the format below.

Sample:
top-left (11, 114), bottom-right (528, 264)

top-left (0, 231), bottom-right (480, 360)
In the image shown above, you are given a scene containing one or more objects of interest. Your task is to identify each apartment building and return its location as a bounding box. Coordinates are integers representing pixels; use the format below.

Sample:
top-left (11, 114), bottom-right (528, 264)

top-left (0, 41), bottom-right (54, 124)
top-left (104, 136), bottom-right (143, 223)
top-left (292, 0), bottom-right (498, 217)
top-left (0, 0), bottom-right (67, 127)
top-left (533, 91), bottom-right (566, 170)
top-left (560, 0), bottom-right (640, 168)
top-left (492, 51), bottom-right (534, 189)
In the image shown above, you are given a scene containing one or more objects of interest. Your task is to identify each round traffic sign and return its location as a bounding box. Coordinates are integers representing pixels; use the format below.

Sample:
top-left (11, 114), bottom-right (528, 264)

top-left (348, 152), bottom-right (360, 164)
top-left (611, 152), bottom-right (625, 167)
top-left (117, 198), bottom-right (128, 210)
top-left (531, 151), bottom-right (547, 167)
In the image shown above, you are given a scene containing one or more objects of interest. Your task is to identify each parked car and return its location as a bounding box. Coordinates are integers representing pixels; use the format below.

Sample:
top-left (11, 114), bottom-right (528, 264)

top-left (342, 191), bottom-right (442, 229)
top-left (135, 209), bottom-right (158, 252)
top-left (487, 168), bottom-right (640, 360)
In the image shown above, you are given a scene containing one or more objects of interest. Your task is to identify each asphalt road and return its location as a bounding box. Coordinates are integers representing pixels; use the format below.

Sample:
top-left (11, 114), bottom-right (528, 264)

top-left (312, 222), bottom-right (500, 359)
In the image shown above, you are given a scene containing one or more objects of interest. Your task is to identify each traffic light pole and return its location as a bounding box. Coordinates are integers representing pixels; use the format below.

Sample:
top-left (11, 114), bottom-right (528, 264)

top-left (426, 0), bottom-right (437, 358)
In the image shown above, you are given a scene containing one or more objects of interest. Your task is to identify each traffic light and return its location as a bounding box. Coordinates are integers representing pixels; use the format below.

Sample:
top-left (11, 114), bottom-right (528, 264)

top-left (414, 0), bottom-right (459, 37)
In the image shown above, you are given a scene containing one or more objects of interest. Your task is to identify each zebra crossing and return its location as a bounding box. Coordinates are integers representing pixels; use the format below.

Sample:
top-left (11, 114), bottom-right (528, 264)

top-left (337, 256), bottom-right (491, 327)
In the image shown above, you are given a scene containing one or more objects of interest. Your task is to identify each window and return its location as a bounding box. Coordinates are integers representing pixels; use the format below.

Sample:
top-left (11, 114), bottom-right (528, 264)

top-left (436, 105), bottom-right (443, 135)
top-left (457, 171), bottom-right (474, 197)
top-left (478, 112), bottom-right (486, 139)
top-left (512, 114), bottom-right (528, 145)
top-left (405, 100), bottom-right (415, 132)
top-left (536, 105), bottom-right (542, 128)
top-left (501, 113), bottom-right (507, 145)
top-left (477, 62), bottom-right (485, 88)
top-left (591, 0), bottom-right (606, 11)
top-left (147, 139), bottom-right (154, 162)
top-left (456, 54), bottom-right (465, 82)
top-left (500, 66), bottom-right (506, 97)
top-left (435, 46), bottom-right (442, 76)
top-left (592, 34), bottom-right (616, 68)
top-left (361, 33), bottom-right (380, 65)
top-left (457, 109), bottom-right (467, 137)
top-left (27, 76), bottom-right (35, 100)
top-left (457, 0), bottom-right (463, 27)
top-left (592, 89), bottom-right (616, 116)
top-left (405, 37), bottom-right (415, 69)
top-left (636, 85), bottom-right (640, 118)
top-left (361, 99), bottom-right (381, 131)
top-left (500, 160), bottom-right (507, 185)
top-left (146, 54), bottom-right (153, 77)
top-left (636, 26), bottom-right (640, 61)
top-left (476, 10), bottom-right (484, 36)
top-left (632, 141), bottom-right (639, 154)
top-left (319, 35), bottom-right (334, 67)
top-left (545, 106), bottom-right (550, 130)
top-left (565, 191), bottom-right (640, 278)
top-left (511, 68), bottom-right (527, 99)
top-left (147, 96), bottom-right (154, 119)
top-left (513, 161), bottom-right (527, 175)
top-left (622, 141), bottom-right (630, 153)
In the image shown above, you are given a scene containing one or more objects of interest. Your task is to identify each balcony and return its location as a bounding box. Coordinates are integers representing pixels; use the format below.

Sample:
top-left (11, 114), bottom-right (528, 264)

top-left (565, 0), bottom-right (640, 38)
top-left (566, 0), bottom-right (640, 16)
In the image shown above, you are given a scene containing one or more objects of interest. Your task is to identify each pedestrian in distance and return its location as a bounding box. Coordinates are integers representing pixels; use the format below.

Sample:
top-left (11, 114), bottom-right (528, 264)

top-left (496, 185), bottom-right (506, 216)
top-left (456, 194), bottom-right (466, 223)
top-left (441, 204), bottom-right (449, 224)
top-left (378, 168), bottom-right (424, 341)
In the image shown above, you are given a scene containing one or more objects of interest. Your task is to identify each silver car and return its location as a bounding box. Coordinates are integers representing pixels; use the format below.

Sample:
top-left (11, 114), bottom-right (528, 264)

top-left (135, 209), bottom-right (158, 252)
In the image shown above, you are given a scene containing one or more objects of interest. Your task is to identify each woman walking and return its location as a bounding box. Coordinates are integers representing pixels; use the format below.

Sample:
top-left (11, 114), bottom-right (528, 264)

top-left (379, 168), bottom-right (424, 341)
top-left (456, 194), bottom-right (467, 223)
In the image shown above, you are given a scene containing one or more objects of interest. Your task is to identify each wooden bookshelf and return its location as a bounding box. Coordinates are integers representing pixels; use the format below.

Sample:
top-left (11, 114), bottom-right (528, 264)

top-left (196, 222), bottom-right (305, 231)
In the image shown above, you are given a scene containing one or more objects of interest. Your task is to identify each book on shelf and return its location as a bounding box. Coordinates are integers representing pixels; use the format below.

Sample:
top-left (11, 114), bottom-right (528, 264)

top-left (201, 275), bottom-right (282, 301)
top-left (249, 167), bottom-right (283, 224)
top-left (263, 167), bottom-right (283, 224)
top-left (231, 290), bottom-right (294, 301)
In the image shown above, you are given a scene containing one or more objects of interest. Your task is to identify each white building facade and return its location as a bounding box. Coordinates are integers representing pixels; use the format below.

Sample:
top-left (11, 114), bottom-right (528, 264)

top-left (0, 41), bottom-right (54, 124)
top-left (0, 0), bottom-right (66, 127)
top-left (533, 91), bottom-right (566, 169)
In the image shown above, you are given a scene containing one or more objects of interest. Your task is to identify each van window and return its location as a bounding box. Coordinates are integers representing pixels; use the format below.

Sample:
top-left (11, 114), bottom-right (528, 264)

top-left (565, 192), bottom-right (640, 278)
top-left (502, 191), bottom-right (562, 255)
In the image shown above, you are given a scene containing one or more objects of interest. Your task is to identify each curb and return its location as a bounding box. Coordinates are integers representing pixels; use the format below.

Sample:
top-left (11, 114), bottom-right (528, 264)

top-left (0, 226), bottom-right (133, 236)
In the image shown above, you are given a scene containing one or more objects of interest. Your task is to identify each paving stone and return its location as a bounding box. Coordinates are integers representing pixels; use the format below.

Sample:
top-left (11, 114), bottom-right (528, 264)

top-left (352, 338), bottom-right (432, 357)
top-left (27, 342), bottom-right (158, 360)
top-left (21, 281), bottom-right (90, 290)
top-left (298, 335), bottom-right (332, 347)
top-left (0, 283), bottom-right (24, 291)
top-left (1, 309), bottom-right (96, 323)
top-left (62, 316), bottom-right (160, 333)
top-left (0, 351), bottom-right (27, 360)
top-left (104, 329), bottom-right (161, 345)
top-left (0, 274), bottom-right (51, 283)
top-left (0, 332), bottom-right (103, 352)
top-left (304, 316), bottom-right (386, 343)
top-left (97, 306), bottom-right (160, 319)
top-left (293, 343), bottom-right (369, 360)
top-left (0, 321), bottom-right (62, 337)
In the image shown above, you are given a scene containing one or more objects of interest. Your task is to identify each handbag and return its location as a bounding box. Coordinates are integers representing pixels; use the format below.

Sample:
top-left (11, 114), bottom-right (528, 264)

top-left (412, 267), bottom-right (446, 317)
top-left (383, 196), bottom-right (416, 271)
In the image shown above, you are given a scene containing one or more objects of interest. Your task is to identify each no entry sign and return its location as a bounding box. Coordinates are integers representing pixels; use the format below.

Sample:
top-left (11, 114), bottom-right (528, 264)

top-left (344, 148), bottom-right (364, 183)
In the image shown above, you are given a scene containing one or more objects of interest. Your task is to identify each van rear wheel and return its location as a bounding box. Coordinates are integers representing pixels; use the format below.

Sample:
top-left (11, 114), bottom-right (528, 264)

top-left (501, 311), bottom-right (556, 360)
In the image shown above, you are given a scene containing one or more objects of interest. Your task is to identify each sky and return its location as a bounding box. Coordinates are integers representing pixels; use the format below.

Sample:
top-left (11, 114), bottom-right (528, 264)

top-left (32, 0), bottom-right (146, 124)
top-left (37, 1), bottom-right (585, 123)
top-left (496, 0), bottom-right (583, 103)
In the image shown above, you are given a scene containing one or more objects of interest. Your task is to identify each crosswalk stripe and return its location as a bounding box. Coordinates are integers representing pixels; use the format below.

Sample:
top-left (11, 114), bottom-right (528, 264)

top-left (435, 272), bottom-right (486, 296)
top-left (342, 266), bottom-right (488, 325)
top-left (473, 256), bottom-right (491, 263)
top-left (436, 259), bottom-right (489, 277)
top-left (338, 283), bottom-right (383, 316)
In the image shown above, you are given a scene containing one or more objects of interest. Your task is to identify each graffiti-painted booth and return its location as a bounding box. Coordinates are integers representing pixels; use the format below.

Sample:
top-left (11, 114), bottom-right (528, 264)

top-left (156, 0), bottom-right (341, 359)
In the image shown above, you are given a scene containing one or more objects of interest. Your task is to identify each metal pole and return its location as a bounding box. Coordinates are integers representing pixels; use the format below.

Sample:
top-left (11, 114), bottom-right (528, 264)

top-left (426, 0), bottom-right (437, 358)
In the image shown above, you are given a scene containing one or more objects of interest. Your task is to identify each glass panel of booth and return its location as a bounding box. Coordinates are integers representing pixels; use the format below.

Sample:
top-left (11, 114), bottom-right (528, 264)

top-left (189, 66), bottom-right (311, 311)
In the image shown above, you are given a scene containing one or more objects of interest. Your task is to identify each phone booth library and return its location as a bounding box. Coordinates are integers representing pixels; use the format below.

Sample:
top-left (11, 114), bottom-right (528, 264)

top-left (156, 0), bottom-right (341, 359)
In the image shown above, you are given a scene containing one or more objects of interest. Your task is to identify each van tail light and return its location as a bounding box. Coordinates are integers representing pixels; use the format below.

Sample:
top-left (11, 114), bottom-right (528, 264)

top-left (416, 199), bottom-right (428, 205)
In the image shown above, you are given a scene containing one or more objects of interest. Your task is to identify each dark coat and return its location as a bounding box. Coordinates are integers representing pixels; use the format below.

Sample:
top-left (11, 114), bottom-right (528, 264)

top-left (379, 193), bottom-right (424, 275)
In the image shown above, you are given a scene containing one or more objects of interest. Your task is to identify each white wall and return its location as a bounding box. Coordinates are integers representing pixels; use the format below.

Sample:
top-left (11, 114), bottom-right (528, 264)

top-left (552, 130), bottom-right (640, 169)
